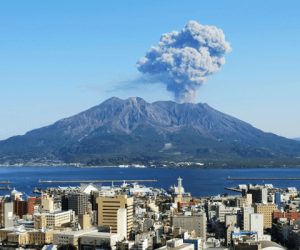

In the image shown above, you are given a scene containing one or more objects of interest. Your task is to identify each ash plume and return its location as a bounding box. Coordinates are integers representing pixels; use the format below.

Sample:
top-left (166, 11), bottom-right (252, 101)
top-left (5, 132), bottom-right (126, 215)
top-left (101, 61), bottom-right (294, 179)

top-left (136, 21), bottom-right (232, 103)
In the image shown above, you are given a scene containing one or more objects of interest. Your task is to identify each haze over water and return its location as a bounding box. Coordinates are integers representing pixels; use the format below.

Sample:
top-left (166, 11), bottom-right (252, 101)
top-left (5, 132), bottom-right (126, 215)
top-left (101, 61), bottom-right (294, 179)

top-left (1, 167), bottom-right (300, 198)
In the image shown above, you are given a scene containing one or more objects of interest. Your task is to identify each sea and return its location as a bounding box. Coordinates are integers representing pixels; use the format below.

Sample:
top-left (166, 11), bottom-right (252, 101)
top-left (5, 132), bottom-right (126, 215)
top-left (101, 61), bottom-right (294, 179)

top-left (1, 167), bottom-right (300, 198)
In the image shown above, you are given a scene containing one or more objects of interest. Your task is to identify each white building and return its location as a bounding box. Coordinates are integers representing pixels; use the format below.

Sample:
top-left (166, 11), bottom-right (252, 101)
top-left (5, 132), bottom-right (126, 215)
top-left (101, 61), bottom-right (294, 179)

top-left (250, 213), bottom-right (264, 236)
top-left (36, 210), bottom-right (75, 227)
top-left (117, 208), bottom-right (127, 240)
top-left (242, 207), bottom-right (254, 231)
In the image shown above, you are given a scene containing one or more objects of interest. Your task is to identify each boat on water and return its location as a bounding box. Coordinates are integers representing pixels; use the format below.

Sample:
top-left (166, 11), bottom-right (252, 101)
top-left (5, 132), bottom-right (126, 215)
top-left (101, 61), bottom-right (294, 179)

top-left (119, 165), bottom-right (129, 168)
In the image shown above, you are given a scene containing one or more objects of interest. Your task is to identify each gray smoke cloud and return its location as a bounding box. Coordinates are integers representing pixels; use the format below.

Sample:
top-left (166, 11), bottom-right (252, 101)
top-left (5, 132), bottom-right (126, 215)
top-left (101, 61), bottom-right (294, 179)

top-left (136, 21), bottom-right (232, 103)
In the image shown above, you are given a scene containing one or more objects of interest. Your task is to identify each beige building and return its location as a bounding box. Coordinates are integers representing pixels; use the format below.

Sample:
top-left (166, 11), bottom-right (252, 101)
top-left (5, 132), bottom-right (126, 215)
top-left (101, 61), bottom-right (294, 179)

top-left (35, 215), bottom-right (47, 229)
top-left (78, 212), bottom-right (91, 230)
top-left (41, 194), bottom-right (54, 213)
top-left (7, 231), bottom-right (29, 245)
top-left (236, 194), bottom-right (252, 208)
top-left (96, 195), bottom-right (133, 238)
top-left (37, 210), bottom-right (75, 227)
top-left (0, 227), bottom-right (14, 242)
top-left (29, 229), bottom-right (60, 245)
top-left (53, 227), bottom-right (98, 249)
top-left (0, 226), bottom-right (27, 244)
top-left (253, 203), bottom-right (278, 228)
top-left (172, 213), bottom-right (206, 238)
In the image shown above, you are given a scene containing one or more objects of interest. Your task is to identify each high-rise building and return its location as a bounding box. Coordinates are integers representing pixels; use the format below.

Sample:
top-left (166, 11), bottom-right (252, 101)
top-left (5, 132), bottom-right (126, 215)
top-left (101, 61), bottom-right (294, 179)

top-left (250, 213), bottom-right (264, 236)
top-left (242, 207), bottom-right (254, 231)
top-left (68, 193), bottom-right (88, 215)
top-left (253, 203), bottom-right (278, 229)
top-left (247, 187), bottom-right (267, 204)
top-left (275, 193), bottom-right (281, 210)
top-left (117, 208), bottom-right (127, 240)
top-left (0, 202), bottom-right (13, 228)
top-left (96, 195), bottom-right (133, 238)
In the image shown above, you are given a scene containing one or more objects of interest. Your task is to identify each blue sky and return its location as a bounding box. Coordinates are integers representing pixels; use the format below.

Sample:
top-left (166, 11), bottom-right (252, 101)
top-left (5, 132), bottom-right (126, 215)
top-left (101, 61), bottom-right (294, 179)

top-left (0, 0), bottom-right (299, 140)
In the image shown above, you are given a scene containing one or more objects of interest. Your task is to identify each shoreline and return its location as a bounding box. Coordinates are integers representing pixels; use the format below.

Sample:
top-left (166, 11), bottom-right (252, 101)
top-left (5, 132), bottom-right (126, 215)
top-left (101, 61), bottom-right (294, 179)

top-left (1, 164), bottom-right (300, 169)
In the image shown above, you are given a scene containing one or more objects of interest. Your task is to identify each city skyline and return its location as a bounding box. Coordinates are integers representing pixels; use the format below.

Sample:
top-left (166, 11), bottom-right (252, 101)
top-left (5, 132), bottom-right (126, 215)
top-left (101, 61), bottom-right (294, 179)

top-left (1, 1), bottom-right (300, 140)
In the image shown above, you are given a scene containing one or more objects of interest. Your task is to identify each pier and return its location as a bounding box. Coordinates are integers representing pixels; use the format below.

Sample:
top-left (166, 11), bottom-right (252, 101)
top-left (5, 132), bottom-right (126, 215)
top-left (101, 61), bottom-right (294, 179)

top-left (0, 180), bottom-right (10, 183)
top-left (225, 187), bottom-right (243, 193)
top-left (38, 179), bottom-right (157, 183)
top-left (227, 177), bottom-right (300, 180)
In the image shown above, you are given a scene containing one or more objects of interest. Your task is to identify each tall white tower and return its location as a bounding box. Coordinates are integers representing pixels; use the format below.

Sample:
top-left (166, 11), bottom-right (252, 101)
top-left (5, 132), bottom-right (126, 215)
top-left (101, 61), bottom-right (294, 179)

top-left (178, 177), bottom-right (183, 195)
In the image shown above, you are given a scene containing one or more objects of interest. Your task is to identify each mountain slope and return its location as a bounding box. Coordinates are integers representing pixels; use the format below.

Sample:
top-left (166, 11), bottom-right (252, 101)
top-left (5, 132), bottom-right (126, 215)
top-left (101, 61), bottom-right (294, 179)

top-left (1, 97), bottom-right (300, 164)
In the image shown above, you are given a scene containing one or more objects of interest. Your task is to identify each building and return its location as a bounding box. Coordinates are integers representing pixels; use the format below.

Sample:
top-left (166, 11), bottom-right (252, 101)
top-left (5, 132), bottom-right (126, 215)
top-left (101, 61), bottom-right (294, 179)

top-left (53, 227), bottom-right (98, 249)
top-left (7, 231), bottom-right (29, 245)
top-left (0, 202), bottom-right (13, 228)
top-left (234, 241), bottom-right (284, 250)
top-left (67, 193), bottom-right (89, 215)
top-left (247, 187), bottom-right (267, 204)
top-left (250, 213), bottom-right (264, 236)
top-left (216, 204), bottom-right (241, 223)
top-left (41, 194), bottom-right (54, 213)
top-left (253, 203), bottom-right (278, 228)
top-left (78, 212), bottom-right (91, 230)
top-left (225, 214), bottom-right (240, 245)
top-left (96, 195), bottom-right (133, 238)
top-left (157, 239), bottom-right (194, 250)
top-left (37, 210), bottom-right (75, 227)
top-left (35, 215), bottom-right (47, 229)
top-left (117, 208), bottom-right (127, 240)
top-left (275, 192), bottom-right (281, 210)
top-left (172, 213), bottom-right (206, 238)
top-left (183, 238), bottom-right (204, 250)
top-left (80, 232), bottom-right (120, 250)
top-left (13, 198), bottom-right (37, 218)
top-left (29, 229), bottom-right (60, 245)
top-left (242, 207), bottom-right (254, 231)
top-left (116, 240), bottom-right (135, 250)
top-left (135, 233), bottom-right (155, 250)
top-left (142, 218), bottom-right (154, 232)
top-left (11, 189), bottom-right (23, 201)
top-left (235, 194), bottom-right (252, 208)
top-left (272, 210), bottom-right (299, 222)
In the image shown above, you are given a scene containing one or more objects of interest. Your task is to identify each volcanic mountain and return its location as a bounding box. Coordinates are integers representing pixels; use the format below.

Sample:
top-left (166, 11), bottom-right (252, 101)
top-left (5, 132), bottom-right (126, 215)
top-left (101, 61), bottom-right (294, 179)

top-left (1, 97), bottom-right (300, 165)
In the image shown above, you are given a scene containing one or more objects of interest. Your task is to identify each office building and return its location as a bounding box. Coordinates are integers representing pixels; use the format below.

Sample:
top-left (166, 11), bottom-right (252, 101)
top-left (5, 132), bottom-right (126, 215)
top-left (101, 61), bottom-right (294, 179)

top-left (253, 203), bottom-right (278, 228)
top-left (250, 213), bottom-right (264, 236)
top-left (172, 213), bottom-right (206, 238)
top-left (242, 207), bottom-right (254, 231)
top-left (68, 193), bottom-right (89, 215)
top-left (38, 210), bottom-right (75, 227)
top-left (96, 195), bottom-right (133, 238)
top-left (247, 187), bottom-right (267, 204)
top-left (0, 202), bottom-right (13, 228)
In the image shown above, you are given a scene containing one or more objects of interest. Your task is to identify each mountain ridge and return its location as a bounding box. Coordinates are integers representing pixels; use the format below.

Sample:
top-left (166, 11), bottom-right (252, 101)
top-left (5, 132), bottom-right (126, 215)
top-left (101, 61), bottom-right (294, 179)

top-left (0, 97), bottom-right (299, 165)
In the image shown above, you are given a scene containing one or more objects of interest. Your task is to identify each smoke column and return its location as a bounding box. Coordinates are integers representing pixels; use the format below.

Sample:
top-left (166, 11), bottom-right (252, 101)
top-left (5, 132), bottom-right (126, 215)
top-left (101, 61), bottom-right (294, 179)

top-left (136, 21), bottom-right (231, 103)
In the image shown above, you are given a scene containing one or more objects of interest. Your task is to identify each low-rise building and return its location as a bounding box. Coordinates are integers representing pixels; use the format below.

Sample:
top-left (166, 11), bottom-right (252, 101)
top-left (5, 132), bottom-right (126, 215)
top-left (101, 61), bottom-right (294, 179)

top-left (53, 227), bottom-right (98, 249)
